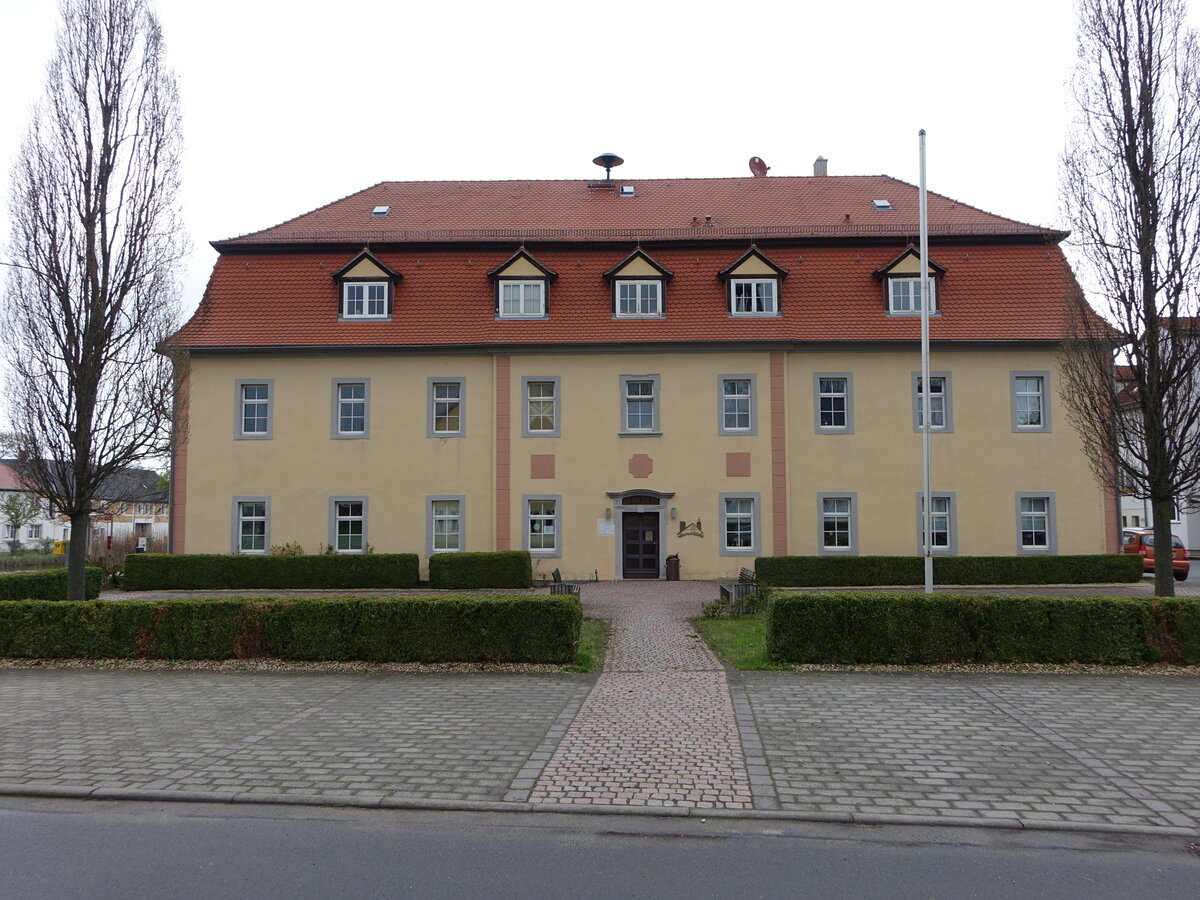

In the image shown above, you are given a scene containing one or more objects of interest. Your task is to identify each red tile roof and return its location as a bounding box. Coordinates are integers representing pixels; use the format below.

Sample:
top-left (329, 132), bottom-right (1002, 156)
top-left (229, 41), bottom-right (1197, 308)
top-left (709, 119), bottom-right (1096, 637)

top-left (216, 176), bottom-right (1060, 247)
top-left (175, 243), bottom-right (1075, 349)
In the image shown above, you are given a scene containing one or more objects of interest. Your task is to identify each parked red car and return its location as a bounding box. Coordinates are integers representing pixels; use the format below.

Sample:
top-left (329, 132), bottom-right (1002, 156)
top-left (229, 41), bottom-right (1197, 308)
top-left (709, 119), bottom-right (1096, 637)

top-left (1121, 529), bottom-right (1190, 581)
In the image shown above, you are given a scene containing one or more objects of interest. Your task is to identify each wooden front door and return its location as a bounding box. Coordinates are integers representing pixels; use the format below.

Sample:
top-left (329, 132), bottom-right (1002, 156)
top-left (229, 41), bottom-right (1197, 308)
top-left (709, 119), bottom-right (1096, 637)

top-left (622, 511), bottom-right (660, 579)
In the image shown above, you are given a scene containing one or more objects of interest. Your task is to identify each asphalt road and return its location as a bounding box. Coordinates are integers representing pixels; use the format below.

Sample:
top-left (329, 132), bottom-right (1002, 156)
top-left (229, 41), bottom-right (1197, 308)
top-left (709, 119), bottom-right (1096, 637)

top-left (1, 798), bottom-right (1196, 899)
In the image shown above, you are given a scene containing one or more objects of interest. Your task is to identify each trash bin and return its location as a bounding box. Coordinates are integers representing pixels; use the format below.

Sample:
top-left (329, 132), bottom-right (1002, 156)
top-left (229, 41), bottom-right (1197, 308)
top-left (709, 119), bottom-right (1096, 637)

top-left (666, 554), bottom-right (680, 581)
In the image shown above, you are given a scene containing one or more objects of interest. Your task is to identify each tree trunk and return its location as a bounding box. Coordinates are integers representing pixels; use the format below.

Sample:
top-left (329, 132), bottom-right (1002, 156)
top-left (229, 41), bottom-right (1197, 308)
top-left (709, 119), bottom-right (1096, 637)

top-left (1152, 496), bottom-right (1176, 597)
top-left (67, 512), bottom-right (91, 601)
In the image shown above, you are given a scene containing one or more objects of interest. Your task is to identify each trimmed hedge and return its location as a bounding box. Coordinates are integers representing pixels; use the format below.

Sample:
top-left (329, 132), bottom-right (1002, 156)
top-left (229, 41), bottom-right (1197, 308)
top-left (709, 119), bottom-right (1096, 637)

top-left (0, 567), bottom-right (103, 601)
top-left (122, 554), bottom-right (420, 591)
top-left (767, 592), bottom-right (1200, 664)
top-left (428, 551), bottom-right (533, 589)
top-left (755, 555), bottom-right (1143, 587)
top-left (0, 594), bottom-right (581, 663)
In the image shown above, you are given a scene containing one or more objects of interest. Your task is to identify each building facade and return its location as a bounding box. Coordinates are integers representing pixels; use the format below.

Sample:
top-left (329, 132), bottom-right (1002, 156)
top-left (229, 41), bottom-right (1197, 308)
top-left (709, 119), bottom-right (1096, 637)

top-left (169, 166), bottom-right (1114, 580)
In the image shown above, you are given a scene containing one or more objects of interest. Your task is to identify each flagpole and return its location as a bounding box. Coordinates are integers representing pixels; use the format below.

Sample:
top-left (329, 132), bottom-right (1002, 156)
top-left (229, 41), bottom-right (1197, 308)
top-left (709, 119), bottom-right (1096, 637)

top-left (919, 130), bottom-right (933, 595)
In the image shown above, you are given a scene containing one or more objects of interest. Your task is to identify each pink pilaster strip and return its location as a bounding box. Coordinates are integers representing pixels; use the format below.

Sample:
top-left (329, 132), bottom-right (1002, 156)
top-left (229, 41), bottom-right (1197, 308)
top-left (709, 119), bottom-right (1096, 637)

top-left (770, 353), bottom-right (788, 555)
top-left (170, 374), bottom-right (189, 554)
top-left (495, 356), bottom-right (511, 550)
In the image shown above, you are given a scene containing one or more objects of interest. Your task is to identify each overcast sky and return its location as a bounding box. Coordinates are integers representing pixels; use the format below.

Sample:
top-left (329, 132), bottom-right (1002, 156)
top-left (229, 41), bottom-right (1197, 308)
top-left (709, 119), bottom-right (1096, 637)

top-left (1, 0), bottom-right (1197, 320)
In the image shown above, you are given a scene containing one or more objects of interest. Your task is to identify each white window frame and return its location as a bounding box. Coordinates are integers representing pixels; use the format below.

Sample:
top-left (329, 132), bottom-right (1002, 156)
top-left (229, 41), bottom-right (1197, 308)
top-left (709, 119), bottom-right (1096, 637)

top-left (719, 492), bottom-right (760, 556)
top-left (718, 375), bottom-right (757, 435)
top-left (27, 524), bottom-right (42, 540)
top-left (331, 378), bottom-right (370, 439)
top-left (619, 375), bottom-right (661, 435)
top-left (730, 278), bottom-right (779, 316)
top-left (341, 281), bottom-right (389, 319)
top-left (813, 373), bottom-right (854, 434)
top-left (232, 497), bottom-right (270, 554)
top-left (818, 493), bottom-right (858, 555)
top-left (522, 376), bottom-right (561, 438)
top-left (888, 277), bottom-right (938, 314)
top-left (615, 280), bottom-right (663, 318)
top-left (1015, 492), bottom-right (1056, 554)
top-left (523, 494), bottom-right (562, 558)
top-left (427, 495), bottom-right (465, 555)
top-left (428, 378), bottom-right (466, 437)
top-left (234, 379), bottom-right (273, 440)
top-left (912, 372), bottom-right (953, 432)
top-left (498, 279), bottom-right (547, 318)
top-left (915, 492), bottom-right (957, 555)
top-left (1011, 372), bottom-right (1052, 432)
top-left (330, 497), bottom-right (368, 554)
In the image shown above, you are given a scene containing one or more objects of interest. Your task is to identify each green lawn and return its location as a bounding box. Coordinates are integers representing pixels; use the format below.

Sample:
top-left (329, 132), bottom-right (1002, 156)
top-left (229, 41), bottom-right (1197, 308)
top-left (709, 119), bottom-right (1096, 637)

top-left (694, 615), bottom-right (790, 670)
top-left (565, 618), bottom-right (609, 672)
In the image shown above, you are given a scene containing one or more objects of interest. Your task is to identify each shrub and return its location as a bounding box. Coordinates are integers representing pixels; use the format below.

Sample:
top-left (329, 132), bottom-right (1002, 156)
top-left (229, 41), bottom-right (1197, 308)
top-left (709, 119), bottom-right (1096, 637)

top-left (766, 592), bottom-right (1200, 665)
top-left (428, 551), bottom-right (533, 589)
top-left (122, 553), bottom-right (420, 591)
top-left (755, 555), bottom-right (1143, 587)
top-left (0, 594), bottom-right (581, 663)
top-left (0, 567), bottom-right (103, 601)
top-left (0, 554), bottom-right (64, 573)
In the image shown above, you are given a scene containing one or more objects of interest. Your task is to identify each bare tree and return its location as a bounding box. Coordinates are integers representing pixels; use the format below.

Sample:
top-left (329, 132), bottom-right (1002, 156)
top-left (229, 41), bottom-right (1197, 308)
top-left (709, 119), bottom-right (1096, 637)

top-left (1, 0), bottom-right (186, 601)
top-left (1060, 0), bottom-right (1200, 596)
top-left (1, 493), bottom-right (44, 554)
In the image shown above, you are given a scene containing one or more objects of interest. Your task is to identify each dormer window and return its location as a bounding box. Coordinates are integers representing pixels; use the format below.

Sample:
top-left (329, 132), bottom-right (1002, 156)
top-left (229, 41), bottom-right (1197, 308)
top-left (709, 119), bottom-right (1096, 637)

top-left (719, 246), bottom-right (787, 317)
top-left (489, 249), bottom-right (556, 320)
top-left (332, 249), bottom-right (401, 321)
top-left (343, 282), bottom-right (388, 318)
top-left (605, 249), bottom-right (672, 319)
top-left (889, 277), bottom-right (937, 313)
top-left (500, 280), bottom-right (546, 317)
top-left (731, 279), bottom-right (777, 314)
top-left (875, 247), bottom-right (945, 317)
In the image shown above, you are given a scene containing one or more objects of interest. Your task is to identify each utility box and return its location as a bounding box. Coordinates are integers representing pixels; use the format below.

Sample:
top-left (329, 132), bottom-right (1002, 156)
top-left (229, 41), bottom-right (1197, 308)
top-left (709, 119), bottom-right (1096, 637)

top-left (52, 540), bottom-right (68, 556)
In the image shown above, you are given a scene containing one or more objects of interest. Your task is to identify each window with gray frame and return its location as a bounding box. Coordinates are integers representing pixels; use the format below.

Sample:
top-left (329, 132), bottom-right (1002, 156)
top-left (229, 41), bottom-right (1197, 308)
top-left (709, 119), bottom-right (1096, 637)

top-left (912, 373), bottom-right (952, 432)
top-left (232, 497), bottom-right (269, 554)
top-left (814, 374), bottom-right (853, 433)
top-left (620, 375), bottom-right (660, 434)
top-left (818, 493), bottom-right (858, 555)
top-left (522, 377), bottom-right (560, 437)
top-left (1010, 372), bottom-right (1052, 432)
top-left (341, 282), bottom-right (388, 318)
top-left (616, 280), bottom-right (663, 317)
top-left (718, 492), bottom-right (760, 556)
top-left (331, 378), bottom-right (370, 438)
top-left (499, 280), bottom-right (546, 317)
top-left (730, 278), bottom-right (779, 315)
top-left (718, 375), bottom-right (757, 435)
top-left (428, 378), bottom-right (466, 437)
top-left (888, 277), bottom-right (937, 314)
top-left (235, 379), bottom-right (273, 439)
top-left (916, 492), bottom-right (957, 554)
top-left (330, 498), bottom-right (367, 553)
top-left (523, 494), bottom-right (562, 557)
top-left (1015, 492), bottom-right (1056, 554)
top-left (427, 495), bottom-right (464, 554)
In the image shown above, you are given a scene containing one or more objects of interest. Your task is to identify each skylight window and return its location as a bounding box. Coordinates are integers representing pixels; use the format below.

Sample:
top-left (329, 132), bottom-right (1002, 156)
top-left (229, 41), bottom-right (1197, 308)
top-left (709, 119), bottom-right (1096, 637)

top-left (372, 206), bottom-right (390, 217)
top-left (872, 200), bottom-right (893, 211)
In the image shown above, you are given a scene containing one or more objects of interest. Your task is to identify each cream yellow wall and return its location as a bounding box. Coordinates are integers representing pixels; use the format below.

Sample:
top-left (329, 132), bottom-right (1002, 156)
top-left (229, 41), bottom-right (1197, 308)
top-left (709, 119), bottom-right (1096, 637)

top-left (728, 256), bottom-right (777, 276)
top-left (887, 254), bottom-right (939, 275)
top-left (182, 345), bottom-right (1106, 580)
top-left (509, 351), bottom-right (773, 581)
top-left (613, 257), bottom-right (663, 277)
top-left (496, 258), bottom-right (545, 277)
top-left (183, 354), bottom-right (495, 576)
top-left (784, 349), bottom-right (1107, 556)
top-left (343, 259), bottom-right (388, 278)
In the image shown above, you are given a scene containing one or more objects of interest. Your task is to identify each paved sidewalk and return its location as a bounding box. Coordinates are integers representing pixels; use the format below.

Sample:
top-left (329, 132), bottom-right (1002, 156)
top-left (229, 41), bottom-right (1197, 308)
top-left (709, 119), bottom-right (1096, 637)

top-left (1, 581), bottom-right (1198, 836)
top-left (519, 582), bottom-right (756, 809)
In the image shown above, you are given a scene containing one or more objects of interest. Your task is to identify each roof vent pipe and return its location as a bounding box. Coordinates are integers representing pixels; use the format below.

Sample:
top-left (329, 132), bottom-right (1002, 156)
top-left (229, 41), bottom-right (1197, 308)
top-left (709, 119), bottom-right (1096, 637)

top-left (813, 156), bottom-right (828, 177)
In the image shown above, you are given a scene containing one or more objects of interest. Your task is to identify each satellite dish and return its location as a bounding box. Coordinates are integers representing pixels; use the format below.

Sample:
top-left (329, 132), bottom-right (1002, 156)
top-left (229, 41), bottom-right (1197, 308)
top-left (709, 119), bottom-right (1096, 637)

top-left (749, 157), bottom-right (770, 177)
top-left (592, 152), bottom-right (624, 180)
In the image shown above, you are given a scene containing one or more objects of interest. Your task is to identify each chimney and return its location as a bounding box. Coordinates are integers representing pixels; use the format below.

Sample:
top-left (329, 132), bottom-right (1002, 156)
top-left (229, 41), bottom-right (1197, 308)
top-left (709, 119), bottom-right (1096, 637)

top-left (813, 156), bottom-right (828, 177)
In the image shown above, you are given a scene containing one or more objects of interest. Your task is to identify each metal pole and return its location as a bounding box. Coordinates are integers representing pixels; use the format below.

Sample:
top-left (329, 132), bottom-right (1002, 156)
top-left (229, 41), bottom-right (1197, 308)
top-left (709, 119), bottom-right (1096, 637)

top-left (919, 130), bottom-right (934, 595)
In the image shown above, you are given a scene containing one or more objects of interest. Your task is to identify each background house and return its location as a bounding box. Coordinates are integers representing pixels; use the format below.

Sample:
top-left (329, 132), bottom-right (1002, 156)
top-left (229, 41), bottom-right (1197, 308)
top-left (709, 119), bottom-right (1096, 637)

top-left (167, 159), bottom-right (1113, 580)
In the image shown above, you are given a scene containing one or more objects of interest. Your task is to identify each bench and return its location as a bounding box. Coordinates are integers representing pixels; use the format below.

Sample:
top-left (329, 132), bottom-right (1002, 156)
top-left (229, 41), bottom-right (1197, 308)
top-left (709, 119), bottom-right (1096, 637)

top-left (718, 567), bottom-right (758, 614)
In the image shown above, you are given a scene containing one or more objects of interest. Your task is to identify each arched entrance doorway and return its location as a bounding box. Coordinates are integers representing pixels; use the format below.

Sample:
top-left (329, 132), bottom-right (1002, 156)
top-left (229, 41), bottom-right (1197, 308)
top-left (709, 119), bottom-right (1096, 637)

top-left (607, 490), bottom-right (673, 579)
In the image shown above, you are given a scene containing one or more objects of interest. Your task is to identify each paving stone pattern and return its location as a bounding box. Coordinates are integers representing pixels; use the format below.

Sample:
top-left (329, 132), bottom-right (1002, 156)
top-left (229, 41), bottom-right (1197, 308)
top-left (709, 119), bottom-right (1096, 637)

top-left (0, 670), bottom-right (587, 802)
top-left (742, 672), bottom-right (1200, 830)
top-left (524, 582), bottom-right (755, 808)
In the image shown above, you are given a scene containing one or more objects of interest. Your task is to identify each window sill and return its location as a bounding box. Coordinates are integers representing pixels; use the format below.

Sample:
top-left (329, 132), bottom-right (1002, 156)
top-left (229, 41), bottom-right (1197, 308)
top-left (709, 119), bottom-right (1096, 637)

top-left (887, 311), bottom-right (942, 317)
top-left (496, 314), bottom-right (549, 321)
top-left (332, 434), bottom-right (369, 440)
top-left (614, 314), bottom-right (666, 320)
top-left (338, 315), bottom-right (392, 322)
top-left (728, 312), bottom-right (781, 318)
top-left (618, 431), bottom-right (662, 437)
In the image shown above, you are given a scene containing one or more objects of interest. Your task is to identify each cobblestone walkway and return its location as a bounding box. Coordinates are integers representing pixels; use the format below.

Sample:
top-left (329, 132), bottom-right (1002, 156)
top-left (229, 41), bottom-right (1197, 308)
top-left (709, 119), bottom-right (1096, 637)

top-left (518, 582), bottom-right (758, 809)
